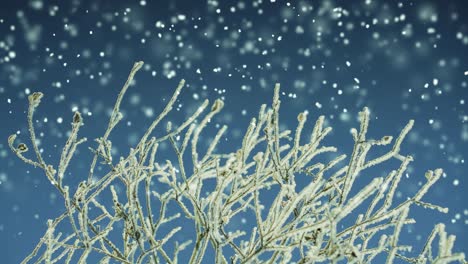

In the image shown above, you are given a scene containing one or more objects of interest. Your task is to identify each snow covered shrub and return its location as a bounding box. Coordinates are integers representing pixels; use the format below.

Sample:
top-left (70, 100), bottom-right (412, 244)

top-left (9, 62), bottom-right (466, 263)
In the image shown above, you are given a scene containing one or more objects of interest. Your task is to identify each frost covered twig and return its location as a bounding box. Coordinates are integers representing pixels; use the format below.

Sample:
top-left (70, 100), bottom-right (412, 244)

top-left (10, 62), bottom-right (466, 263)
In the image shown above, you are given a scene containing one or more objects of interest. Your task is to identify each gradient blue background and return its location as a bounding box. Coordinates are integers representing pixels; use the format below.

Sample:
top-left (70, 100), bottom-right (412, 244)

top-left (0, 0), bottom-right (466, 262)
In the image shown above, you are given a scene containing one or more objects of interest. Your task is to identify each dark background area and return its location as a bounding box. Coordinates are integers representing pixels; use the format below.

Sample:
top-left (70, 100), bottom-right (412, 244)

top-left (0, 0), bottom-right (466, 262)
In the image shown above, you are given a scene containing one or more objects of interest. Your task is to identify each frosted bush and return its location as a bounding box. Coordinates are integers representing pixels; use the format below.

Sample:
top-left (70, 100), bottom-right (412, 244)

top-left (9, 62), bottom-right (466, 263)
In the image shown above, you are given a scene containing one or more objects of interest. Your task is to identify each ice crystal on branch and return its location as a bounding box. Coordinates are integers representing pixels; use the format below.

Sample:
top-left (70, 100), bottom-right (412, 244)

top-left (9, 62), bottom-right (466, 263)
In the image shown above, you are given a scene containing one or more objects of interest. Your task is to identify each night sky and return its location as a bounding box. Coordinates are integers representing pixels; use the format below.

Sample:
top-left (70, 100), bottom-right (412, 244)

top-left (0, 0), bottom-right (467, 263)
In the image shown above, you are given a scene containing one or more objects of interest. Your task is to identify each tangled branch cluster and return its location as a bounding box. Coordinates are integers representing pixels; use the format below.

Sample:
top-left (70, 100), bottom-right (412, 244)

top-left (9, 62), bottom-right (466, 263)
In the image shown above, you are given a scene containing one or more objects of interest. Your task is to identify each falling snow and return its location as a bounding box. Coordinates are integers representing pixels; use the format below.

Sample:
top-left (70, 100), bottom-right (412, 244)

top-left (0, 0), bottom-right (467, 263)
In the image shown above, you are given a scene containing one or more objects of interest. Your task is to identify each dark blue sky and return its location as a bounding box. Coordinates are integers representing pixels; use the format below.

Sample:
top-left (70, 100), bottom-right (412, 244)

top-left (0, 0), bottom-right (467, 262)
